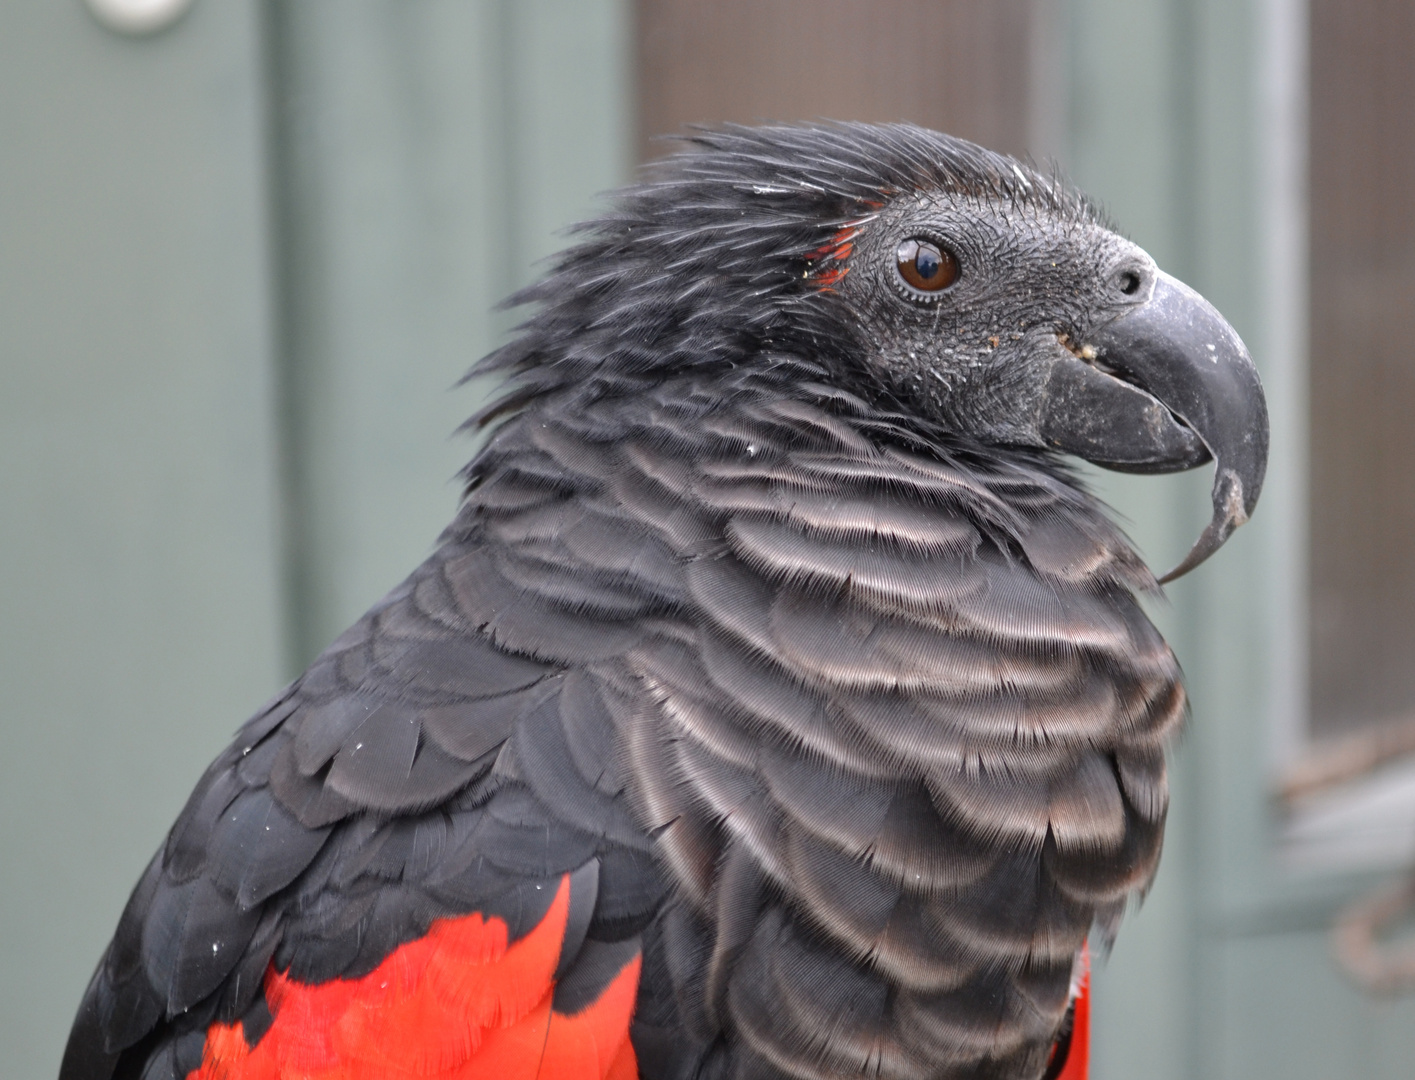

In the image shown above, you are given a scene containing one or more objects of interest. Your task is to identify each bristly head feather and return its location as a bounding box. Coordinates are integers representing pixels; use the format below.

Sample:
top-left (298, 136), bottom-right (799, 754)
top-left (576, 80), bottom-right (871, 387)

top-left (468, 123), bottom-right (1102, 424)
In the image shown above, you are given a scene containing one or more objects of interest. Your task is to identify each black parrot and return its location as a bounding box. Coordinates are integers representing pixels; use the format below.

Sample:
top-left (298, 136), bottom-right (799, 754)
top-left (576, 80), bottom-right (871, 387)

top-left (61, 123), bottom-right (1267, 1080)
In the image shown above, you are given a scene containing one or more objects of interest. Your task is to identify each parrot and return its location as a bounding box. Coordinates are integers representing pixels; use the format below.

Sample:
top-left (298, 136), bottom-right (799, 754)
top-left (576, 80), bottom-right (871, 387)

top-left (59, 122), bottom-right (1268, 1080)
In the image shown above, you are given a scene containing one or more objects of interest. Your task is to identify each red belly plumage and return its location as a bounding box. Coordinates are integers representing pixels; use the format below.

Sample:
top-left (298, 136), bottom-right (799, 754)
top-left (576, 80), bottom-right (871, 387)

top-left (190, 875), bottom-right (641, 1080)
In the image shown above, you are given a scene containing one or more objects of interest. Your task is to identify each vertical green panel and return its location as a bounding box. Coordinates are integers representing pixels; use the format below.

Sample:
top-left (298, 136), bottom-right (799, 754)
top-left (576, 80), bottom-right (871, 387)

top-left (1186, 0), bottom-right (1273, 916)
top-left (0, 3), bottom-right (281, 1076)
top-left (272, 0), bottom-right (632, 660)
top-left (1180, 0), bottom-right (1282, 1072)
top-left (1069, 0), bottom-right (1185, 268)
top-left (503, 0), bottom-right (634, 282)
top-left (271, 0), bottom-right (512, 662)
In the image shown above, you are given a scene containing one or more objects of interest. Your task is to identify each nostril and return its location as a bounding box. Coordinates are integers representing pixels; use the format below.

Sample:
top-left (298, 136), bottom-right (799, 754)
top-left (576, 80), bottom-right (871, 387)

top-left (1118, 271), bottom-right (1142, 296)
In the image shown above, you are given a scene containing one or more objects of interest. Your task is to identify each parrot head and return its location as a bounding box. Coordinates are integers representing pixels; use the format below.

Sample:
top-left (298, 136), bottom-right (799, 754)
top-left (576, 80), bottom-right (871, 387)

top-left (492, 122), bottom-right (1268, 580)
top-left (828, 170), bottom-right (1267, 582)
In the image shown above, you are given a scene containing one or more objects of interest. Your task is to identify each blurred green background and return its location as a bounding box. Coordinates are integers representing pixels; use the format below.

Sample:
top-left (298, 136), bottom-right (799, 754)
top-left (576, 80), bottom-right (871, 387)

top-left (3, 1), bottom-right (1412, 1077)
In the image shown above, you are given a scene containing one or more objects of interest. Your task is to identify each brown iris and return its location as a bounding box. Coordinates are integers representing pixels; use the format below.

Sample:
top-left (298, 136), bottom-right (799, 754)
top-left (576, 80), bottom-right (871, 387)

top-left (896, 238), bottom-right (959, 293)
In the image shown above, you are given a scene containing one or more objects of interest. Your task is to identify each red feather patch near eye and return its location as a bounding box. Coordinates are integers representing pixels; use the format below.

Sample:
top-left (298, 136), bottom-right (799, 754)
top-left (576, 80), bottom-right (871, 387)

top-left (807, 223), bottom-right (863, 290)
top-left (190, 875), bottom-right (641, 1080)
top-left (806, 200), bottom-right (883, 291)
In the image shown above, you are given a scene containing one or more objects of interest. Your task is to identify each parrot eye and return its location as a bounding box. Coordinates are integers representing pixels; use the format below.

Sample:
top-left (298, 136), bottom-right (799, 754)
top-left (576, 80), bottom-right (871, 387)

top-left (896, 238), bottom-right (959, 294)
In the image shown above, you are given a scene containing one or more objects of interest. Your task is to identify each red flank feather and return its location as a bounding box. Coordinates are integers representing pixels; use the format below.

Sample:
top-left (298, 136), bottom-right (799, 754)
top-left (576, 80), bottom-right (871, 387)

top-left (1049, 945), bottom-right (1091, 1080)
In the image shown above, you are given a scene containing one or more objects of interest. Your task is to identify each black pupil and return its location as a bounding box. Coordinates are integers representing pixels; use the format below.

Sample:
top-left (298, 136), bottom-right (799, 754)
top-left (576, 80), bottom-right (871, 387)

top-left (915, 245), bottom-right (942, 281)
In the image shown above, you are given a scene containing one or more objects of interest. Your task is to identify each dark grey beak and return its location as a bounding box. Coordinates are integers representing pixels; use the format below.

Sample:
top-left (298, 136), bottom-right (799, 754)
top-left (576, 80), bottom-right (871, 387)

top-left (1039, 271), bottom-right (1269, 582)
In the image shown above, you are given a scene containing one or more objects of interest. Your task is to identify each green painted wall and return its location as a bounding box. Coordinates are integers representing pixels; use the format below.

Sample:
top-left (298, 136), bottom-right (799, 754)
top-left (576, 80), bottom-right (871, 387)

top-left (268, 0), bottom-right (632, 667)
top-left (0, 5), bottom-right (281, 1076)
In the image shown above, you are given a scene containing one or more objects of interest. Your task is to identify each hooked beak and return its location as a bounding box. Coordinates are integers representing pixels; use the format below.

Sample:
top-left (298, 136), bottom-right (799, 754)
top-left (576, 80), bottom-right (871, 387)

top-left (1038, 271), bottom-right (1269, 582)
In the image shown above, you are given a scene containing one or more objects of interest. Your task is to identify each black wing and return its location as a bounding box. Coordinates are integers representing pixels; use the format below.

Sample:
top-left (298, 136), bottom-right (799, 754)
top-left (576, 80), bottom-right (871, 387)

top-left (60, 540), bottom-right (667, 1080)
